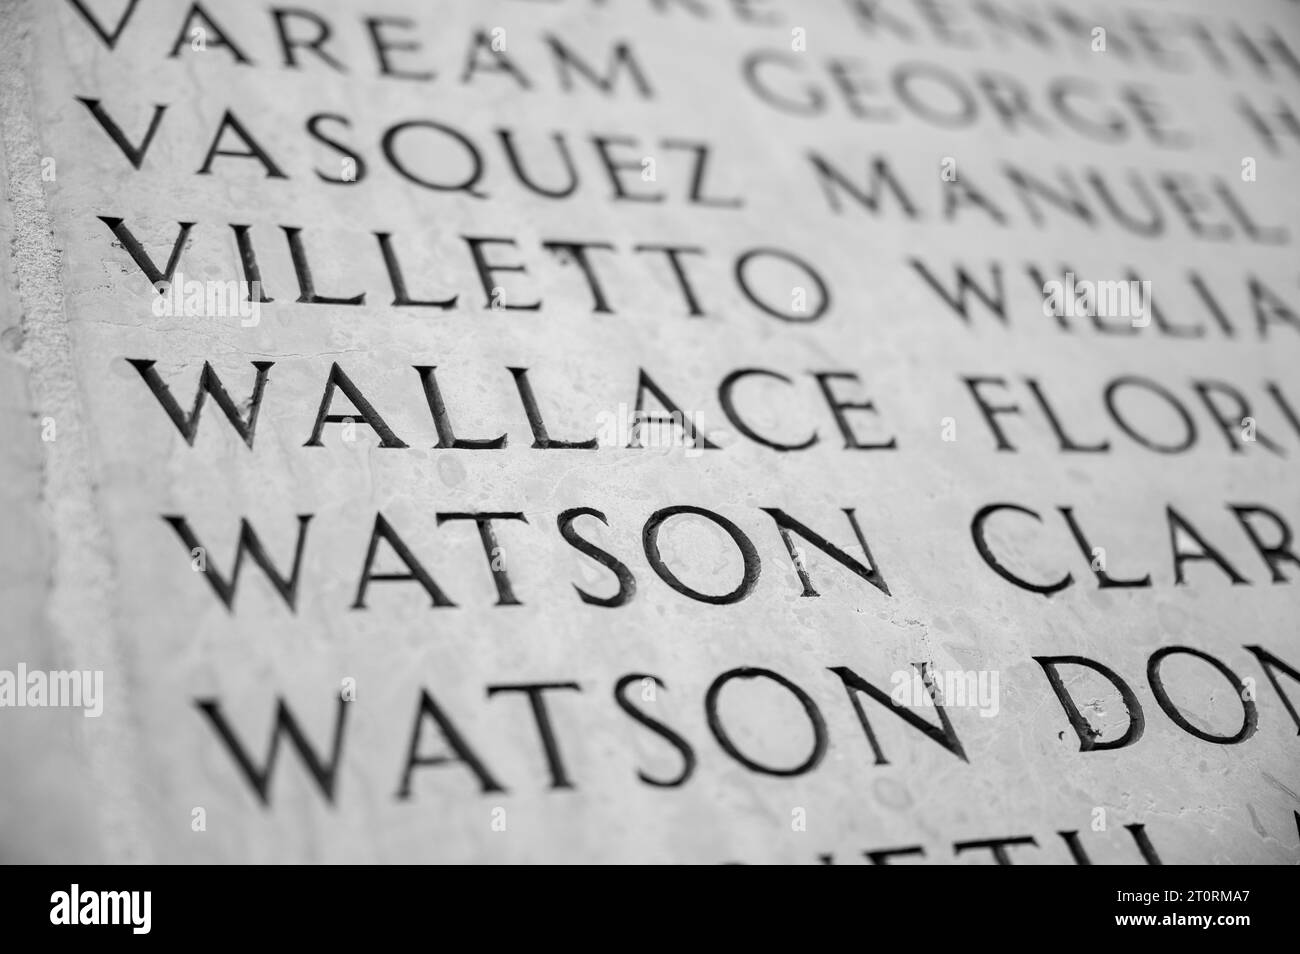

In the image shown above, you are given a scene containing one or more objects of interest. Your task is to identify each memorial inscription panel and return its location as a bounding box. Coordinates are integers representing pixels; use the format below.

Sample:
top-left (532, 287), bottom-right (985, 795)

top-left (1, 0), bottom-right (1297, 863)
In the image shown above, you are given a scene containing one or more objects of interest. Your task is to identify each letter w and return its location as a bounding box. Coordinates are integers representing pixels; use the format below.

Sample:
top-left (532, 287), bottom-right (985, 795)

top-left (163, 515), bottom-right (312, 612)
top-left (908, 258), bottom-right (1007, 326)
top-left (128, 359), bottom-right (273, 447)
top-left (195, 696), bottom-right (348, 806)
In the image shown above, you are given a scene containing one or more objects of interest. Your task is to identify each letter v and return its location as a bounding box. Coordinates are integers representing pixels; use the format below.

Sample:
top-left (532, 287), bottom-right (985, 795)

top-left (98, 216), bottom-right (194, 287)
top-left (77, 98), bottom-right (166, 169)
top-left (65, 0), bottom-right (142, 49)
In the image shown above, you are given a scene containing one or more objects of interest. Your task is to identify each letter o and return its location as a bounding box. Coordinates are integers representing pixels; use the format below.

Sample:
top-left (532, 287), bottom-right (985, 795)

top-left (891, 61), bottom-right (977, 128)
top-left (734, 247), bottom-right (830, 323)
top-left (1104, 376), bottom-right (1196, 453)
top-left (643, 506), bottom-right (760, 604)
top-left (705, 667), bottom-right (828, 776)
top-left (1147, 646), bottom-right (1258, 744)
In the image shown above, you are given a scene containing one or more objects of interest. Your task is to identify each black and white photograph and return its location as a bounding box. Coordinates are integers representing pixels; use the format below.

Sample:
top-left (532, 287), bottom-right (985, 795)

top-left (0, 0), bottom-right (1295, 917)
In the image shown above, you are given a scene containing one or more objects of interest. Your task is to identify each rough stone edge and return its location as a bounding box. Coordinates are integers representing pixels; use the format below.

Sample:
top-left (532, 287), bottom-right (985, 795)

top-left (0, 0), bottom-right (151, 863)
